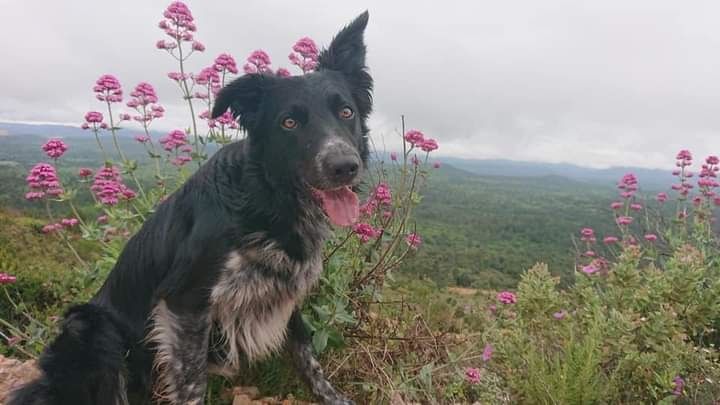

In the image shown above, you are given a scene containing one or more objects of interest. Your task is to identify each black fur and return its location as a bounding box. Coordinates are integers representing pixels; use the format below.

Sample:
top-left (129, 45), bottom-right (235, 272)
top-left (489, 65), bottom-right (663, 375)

top-left (9, 11), bottom-right (371, 405)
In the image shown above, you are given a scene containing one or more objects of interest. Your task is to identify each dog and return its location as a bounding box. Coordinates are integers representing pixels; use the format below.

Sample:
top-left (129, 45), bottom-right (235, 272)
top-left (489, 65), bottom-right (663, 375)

top-left (9, 11), bottom-right (371, 405)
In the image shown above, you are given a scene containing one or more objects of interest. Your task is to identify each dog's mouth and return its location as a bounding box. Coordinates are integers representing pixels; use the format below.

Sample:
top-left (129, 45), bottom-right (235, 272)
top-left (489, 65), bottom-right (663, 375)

top-left (311, 186), bottom-right (359, 227)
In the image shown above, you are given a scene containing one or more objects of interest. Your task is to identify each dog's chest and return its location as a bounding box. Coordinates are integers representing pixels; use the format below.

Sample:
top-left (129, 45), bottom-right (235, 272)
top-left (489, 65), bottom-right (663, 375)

top-left (209, 246), bottom-right (322, 368)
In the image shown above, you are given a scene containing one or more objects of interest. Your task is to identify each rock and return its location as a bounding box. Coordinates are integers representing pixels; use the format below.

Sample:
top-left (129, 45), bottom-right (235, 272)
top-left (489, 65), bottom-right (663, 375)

top-left (0, 355), bottom-right (41, 403)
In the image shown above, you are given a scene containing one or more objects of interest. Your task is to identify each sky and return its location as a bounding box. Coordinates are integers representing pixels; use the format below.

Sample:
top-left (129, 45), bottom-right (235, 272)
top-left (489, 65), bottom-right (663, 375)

top-left (2, 0), bottom-right (720, 169)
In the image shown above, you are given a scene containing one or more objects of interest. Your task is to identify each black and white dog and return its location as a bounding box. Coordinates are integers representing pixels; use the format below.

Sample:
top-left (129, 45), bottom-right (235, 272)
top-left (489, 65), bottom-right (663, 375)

top-left (9, 12), bottom-right (371, 405)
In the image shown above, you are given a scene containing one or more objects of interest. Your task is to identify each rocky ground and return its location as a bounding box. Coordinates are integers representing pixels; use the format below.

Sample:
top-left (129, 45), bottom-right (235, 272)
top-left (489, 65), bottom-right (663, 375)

top-left (0, 355), bottom-right (315, 405)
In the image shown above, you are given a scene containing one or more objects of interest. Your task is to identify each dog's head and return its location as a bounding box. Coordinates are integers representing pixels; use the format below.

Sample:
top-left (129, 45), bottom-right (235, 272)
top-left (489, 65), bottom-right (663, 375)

top-left (212, 12), bottom-right (372, 227)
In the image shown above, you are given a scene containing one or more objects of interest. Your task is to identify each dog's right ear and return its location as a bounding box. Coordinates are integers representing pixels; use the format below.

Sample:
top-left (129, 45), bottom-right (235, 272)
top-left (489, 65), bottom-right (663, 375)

top-left (212, 74), bottom-right (269, 130)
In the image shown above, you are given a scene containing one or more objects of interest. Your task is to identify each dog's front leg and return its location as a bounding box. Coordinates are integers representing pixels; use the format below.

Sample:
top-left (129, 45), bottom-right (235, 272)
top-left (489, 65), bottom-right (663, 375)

top-left (287, 309), bottom-right (355, 405)
top-left (147, 296), bottom-right (211, 405)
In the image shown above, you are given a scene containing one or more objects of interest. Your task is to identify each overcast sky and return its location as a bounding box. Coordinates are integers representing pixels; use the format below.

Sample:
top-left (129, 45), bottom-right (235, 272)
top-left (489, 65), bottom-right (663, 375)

top-left (2, 0), bottom-right (720, 169)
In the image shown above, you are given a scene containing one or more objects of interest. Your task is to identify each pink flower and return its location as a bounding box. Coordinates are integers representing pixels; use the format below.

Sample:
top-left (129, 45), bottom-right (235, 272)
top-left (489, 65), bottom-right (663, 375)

top-left (42, 138), bottom-right (68, 159)
top-left (656, 192), bottom-right (668, 203)
top-left (433, 162), bottom-right (441, 169)
top-left (171, 155), bottom-right (192, 167)
top-left (610, 201), bottom-right (623, 210)
top-left (214, 53), bottom-right (239, 74)
top-left (244, 50), bottom-right (272, 74)
top-left (419, 138), bottom-right (439, 152)
top-left (482, 344), bottom-right (493, 362)
top-left (676, 150), bottom-right (692, 165)
top-left (553, 310), bottom-right (567, 320)
top-left (630, 203), bottom-right (642, 211)
top-left (405, 232), bottom-right (422, 249)
top-left (0, 273), bottom-right (17, 285)
top-left (192, 41), bottom-right (205, 52)
top-left (26, 163), bottom-right (63, 198)
top-left (97, 215), bottom-right (109, 224)
top-left (580, 227), bottom-right (595, 242)
top-left (292, 37), bottom-right (319, 58)
top-left (276, 67), bottom-right (291, 77)
top-left (404, 129), bottom-right (425, 146)
top-left (61, 218), bottom-right (79, 228)
top-left (465, 367), bottom-right (481, 385)
top-left (616, 216), bottom-right (633, 226)
top-left (644, 233), bottom-right (658, 242)
top-left (91, 166), bottom-right (135, 206)
top-left (94, 74), bottom-right (123, 103)
top-left (373, 182), bottom-right (392, 205)
top-left (289, 37), bottom-right (319, 73)
top-left (352, 223), bottom-right (379, 243)
top-left (582, 264), bottom-right (598, 275)
top-left (167, 72), bottom-right (189, 81)
top-left (135, 135), bottom-right (151, 143)
top-left (603, 236), bottom-right (619, 244)
top-left (390, 152), bottom-right (398, 161)
top-left (84, 111), bottom-right (103, 123)
top-left (42, 223), bottom-right (62, 234)
top-left (617, 173), bottom-right (638, 199)
top-left (497, 291), bottom-right (517, 304)
top-left (128, 82), bottom-right (159, 105)
top-left (158, 2), bottom-right (196, 46)
top-left (673, 376), bottom-right (684, 396)
top-left (78, 168), bottom-right (93, 178)
top-left (159, 129), bottom-right (188, 151)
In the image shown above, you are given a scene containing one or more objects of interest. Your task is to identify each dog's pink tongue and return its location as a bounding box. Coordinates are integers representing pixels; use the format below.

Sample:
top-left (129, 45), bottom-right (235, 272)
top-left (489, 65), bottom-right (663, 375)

top-left (319, 187), bottom-right (359, 227)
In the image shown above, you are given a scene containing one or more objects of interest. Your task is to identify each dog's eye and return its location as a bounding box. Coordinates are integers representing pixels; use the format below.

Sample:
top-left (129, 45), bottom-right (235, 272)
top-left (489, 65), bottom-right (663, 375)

top-left (281, 117), bottom-right (298, 130)
top-left (339, 106), bottom-right (354, 120)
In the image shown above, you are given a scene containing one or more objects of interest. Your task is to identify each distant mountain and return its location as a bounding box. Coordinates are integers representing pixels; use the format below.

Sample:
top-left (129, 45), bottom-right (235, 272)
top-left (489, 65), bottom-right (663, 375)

top-left (0, 121), bottom-right (165, 139)
top-left (438, 157), bottom-right (673, 191)
top-left (1, 121), bottom-right (675, 191)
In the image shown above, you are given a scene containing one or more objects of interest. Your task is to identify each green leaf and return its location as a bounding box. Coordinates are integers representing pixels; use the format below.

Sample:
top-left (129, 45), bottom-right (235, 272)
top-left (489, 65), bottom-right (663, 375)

top-left (312, 329), bottom-right (329, 353)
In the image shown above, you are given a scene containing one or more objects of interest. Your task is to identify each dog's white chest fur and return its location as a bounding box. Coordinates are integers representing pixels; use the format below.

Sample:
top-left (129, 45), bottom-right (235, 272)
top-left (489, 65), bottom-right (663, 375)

top-left (210, 247), bottom-right (322, 369)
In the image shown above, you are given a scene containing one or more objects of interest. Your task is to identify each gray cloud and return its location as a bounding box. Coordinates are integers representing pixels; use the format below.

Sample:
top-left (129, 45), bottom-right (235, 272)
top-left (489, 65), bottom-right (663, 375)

top-left (2, 0), bottom-right (720, 169)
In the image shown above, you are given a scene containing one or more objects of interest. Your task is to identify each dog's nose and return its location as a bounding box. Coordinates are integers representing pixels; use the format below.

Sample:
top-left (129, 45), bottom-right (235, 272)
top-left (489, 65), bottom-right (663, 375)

top-left (325, 155), bottom-right (360, 184)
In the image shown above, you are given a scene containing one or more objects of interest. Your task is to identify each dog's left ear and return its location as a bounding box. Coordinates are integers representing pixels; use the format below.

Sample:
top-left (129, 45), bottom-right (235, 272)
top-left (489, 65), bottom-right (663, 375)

top-left (319, 11), bottom-right (373, 118)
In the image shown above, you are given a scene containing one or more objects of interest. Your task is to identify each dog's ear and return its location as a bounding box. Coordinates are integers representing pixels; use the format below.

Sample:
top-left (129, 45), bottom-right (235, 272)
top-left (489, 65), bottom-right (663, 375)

top-left (319, 11), bottom-right (369, 74)
top-left (212, 74), bottom-right (270, 130)
top-left (319, 11), bottom-right (373, 119)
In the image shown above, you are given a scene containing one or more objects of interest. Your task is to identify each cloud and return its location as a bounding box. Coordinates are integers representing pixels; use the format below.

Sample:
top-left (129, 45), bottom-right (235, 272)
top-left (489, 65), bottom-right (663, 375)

top-left (2, 0), bottom-right (720, 169)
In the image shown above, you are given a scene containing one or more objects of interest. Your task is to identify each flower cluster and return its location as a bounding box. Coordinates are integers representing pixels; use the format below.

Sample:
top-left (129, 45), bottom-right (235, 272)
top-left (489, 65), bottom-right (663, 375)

top-left (403, 129), bottom-right (440, 155)
top-left (243, 50), bottom-right (272, 74)
top-left (617, 173), bottom-right (638, 199)
top-left (497, 291), bottom-right (517, 304)
top-left (353, 223), bottom-right (380, 243)
top-left (465, 367), bottom-right (481, 385)
top-left (672, 150), bottom-right (694, 198)
top-left (360, 182), bottom-right (393, 217)
top-left (127, 82), bottom-right (165, 125)
top-left (25, 163), bottom-right (63, 200)
top-left (698, 155), bottom-right (719, 199)
top-left (159, 129), bottom-right (188, 151)
top-left (94, 74), bottom-right (123, 103)
top-left (0, 273), bottom-right (16, 285)
top-left (289, 37), bottom-right (319, 74)
top-left (42, 218), bottom-right (79, 234)
top-left (81, 111), bottom-right (107, 130)
top-left (91, 166), bottom-right (136, 206)
top-left (213, 53), bottom-right (239, 75)
top-left (405, 232), bottom-right (422, 249)
top-left (41, 138), bottom-right (68, 159)
top-left (156, 1), bottom-right (203, 52)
